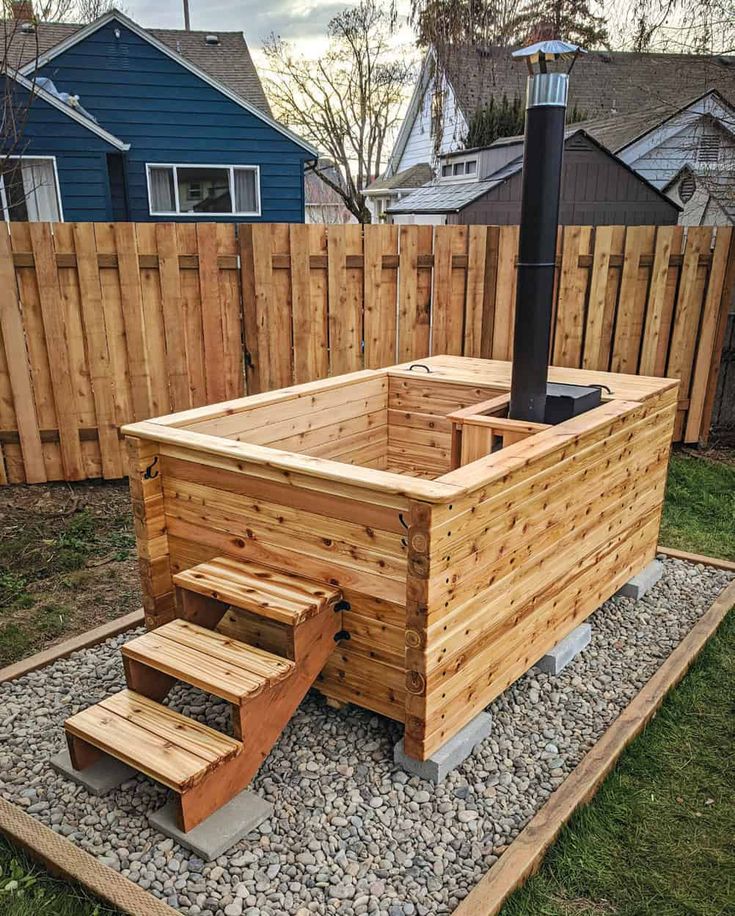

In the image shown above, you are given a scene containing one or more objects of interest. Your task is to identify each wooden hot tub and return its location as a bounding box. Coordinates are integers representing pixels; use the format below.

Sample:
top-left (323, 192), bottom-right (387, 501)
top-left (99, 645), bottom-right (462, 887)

top-left (123, 355), bottom-right (677, 762)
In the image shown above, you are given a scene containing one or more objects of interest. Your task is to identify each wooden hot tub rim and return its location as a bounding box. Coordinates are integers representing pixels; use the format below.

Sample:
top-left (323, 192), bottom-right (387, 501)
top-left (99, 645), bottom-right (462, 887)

top-left (122, 359), bottom-right (679, 506)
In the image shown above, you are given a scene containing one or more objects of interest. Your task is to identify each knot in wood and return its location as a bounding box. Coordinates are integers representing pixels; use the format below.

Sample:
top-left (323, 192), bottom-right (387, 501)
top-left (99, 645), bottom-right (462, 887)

top-left (405, 629), bottom-right (422, 649)
top-left (405, 670), bottom-right (426, 694)
top-left (408, 555), bottom-right (430, 578)
top-left (409, 531), bottom-right (429, 553)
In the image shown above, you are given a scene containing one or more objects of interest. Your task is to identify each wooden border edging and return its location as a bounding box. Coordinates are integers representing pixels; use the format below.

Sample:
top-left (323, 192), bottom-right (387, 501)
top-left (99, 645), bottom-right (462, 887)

top-left (0, 609), bottom-right (144, 684)
top-left (657, 545), bottom-right (735, 572)
top-left (453, 576), bottom-right (735, 916)
top-left (0, 796), bottom-right (178, 916)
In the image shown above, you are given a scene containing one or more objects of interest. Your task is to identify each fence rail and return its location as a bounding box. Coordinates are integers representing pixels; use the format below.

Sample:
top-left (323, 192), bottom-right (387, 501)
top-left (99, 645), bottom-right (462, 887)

top-left (0, 221), bottom-right (733, 485)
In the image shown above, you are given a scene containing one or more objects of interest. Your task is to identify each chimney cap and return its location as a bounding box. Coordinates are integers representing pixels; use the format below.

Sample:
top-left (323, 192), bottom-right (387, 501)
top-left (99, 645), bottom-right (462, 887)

top-left (205, 33), bottom-right (220, 45)
top-left (512, 39), bottom-right (584, 64)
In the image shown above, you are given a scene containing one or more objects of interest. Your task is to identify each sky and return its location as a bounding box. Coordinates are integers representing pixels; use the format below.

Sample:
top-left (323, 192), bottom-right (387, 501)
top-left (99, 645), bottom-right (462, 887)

top-left (121, 0), bottom-right (416, 60)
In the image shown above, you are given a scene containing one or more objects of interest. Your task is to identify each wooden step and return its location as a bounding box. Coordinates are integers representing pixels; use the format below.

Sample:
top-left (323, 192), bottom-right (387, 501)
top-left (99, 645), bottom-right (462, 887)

top-left (122, 619), bottom-right (296, 705)
top-left (173, 556), bottom-right (342, 626)
top-left (65, 689), bottom-right (241, 793)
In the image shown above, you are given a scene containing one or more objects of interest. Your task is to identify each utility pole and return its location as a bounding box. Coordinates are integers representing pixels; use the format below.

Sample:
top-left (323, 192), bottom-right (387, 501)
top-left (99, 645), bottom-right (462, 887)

top-left (183, 0), bottom-right (191, 30)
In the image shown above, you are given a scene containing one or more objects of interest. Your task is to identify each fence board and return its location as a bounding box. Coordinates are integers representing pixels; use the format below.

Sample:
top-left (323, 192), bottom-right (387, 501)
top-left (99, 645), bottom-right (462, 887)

top-left (156, 223), bottom-right (190, 413)
top-left (491, 226), bottom-right (518, 361)
top-left (113, 224), bottom-right (153, 422)
top-left (29, 223), bottom-right (84, 480)
top-left (0, 222), bottom-right (732, 485)
top-left (398, 225), bottom-right (432, 361)
top-left (0, 226), bottom-right (45, 482)
top-left (72, 223), bottom-right (122, 478)
top-left (364, 223), bottom-right (398, 369)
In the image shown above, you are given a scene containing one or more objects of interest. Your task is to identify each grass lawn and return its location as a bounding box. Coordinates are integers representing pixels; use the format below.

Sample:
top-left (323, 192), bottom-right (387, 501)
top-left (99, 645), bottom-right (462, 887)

top-left (501, 446), bottom-right (735, 916)
top-left (0, 836), bottom-right (121, 915)
top-left (659, 448), bottom-right (735, 560)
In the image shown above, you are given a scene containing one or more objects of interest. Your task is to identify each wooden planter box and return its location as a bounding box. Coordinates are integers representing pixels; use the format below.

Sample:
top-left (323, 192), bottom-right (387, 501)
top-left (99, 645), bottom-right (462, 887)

top-left (123, 356), bottom-right (677, 761)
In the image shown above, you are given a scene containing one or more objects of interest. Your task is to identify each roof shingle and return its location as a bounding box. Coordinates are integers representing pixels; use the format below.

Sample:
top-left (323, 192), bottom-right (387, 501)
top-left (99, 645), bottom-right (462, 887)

top-left (443, 45), bottom-right (735, 121)
top-left (1, 18), bottom-right (271, 115)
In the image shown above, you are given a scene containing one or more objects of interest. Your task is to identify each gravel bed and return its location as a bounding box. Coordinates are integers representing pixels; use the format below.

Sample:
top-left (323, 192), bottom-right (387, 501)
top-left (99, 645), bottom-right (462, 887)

top-left (0, 557), bottom-right (732, 916)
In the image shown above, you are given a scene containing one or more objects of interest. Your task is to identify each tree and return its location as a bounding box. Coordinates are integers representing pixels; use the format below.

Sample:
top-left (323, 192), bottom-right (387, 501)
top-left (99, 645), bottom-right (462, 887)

top-left (413, 0), bottom-right (524, 48)
top-left (465, 94), bottom-right (588, 147)
top-left (262, 0), bottom-right (414, 223)
top-left (72, 0), bottom-right (123, 22)
top-left (622, 0), bottom-right (734, 54)
top-left (514, 0), bottom-right (609, 48)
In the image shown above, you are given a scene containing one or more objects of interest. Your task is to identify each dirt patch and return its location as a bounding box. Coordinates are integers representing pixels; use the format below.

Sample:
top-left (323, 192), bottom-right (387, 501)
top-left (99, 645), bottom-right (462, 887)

top-left (0, 480), bottom-right (141, 667)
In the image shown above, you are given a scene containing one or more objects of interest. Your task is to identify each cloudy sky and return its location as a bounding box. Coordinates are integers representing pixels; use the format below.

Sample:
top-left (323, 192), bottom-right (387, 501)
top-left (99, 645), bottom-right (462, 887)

top-left (121, 0), bottom-right (415, 58)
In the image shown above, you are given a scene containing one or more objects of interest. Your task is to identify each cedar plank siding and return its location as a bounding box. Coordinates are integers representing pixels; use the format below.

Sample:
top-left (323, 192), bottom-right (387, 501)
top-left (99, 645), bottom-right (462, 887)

top-left (31, 20), bottom-right (311, 222)
top-left (450, 136), bottom-right (678, 226)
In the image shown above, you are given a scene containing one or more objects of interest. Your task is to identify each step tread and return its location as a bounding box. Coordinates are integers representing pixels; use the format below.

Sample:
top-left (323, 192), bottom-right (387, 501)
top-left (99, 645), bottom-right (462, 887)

top-left (65, 689), bottom-right (241, 792)
top-left (173, 556), bottom-right (342, 625)
top-left (122, 620), bottom-right (295, 704)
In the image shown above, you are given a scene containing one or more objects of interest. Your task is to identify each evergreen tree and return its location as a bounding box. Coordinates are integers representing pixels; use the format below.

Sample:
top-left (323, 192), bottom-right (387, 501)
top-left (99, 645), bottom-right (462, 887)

top-left (465, 95), bottom-right (587, 148)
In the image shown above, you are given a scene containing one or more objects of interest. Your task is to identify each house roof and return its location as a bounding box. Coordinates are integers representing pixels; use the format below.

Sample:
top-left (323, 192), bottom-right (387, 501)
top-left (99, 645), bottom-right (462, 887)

top-left (442, 45), bottom-right (735, 122)
top-left (4, 66), bottom-right (128, 150)
top-left (386, 178), bottom-right (500, 214)
top-left (366, 163), bottom-right (433, 193)
top-left (11, 10), bottom-right (317, 157)
top-left (2, 16), bottom-right (271, 115)
top-left (387, 129), bottom-right (679, 214)
top-left (487, 90), bottom-right (735, 157)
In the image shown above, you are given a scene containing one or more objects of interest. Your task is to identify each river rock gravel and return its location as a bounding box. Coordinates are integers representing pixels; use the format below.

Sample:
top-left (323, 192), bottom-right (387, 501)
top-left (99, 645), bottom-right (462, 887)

top-left (0, 557), bottom-right (731, 915)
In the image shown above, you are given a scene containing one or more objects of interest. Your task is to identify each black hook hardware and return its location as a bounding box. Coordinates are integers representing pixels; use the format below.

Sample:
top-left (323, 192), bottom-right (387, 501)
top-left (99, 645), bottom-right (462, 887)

top-left (398, 512), bottom-right (408, 529)
top-left (408, 363), bottom-right (431, 373)
top-left (143, 456), bottom-right (159, 480)
top-left (333, 599), bottom-right (351, 612)
top-left (334, 630), bottom-right (351, 642)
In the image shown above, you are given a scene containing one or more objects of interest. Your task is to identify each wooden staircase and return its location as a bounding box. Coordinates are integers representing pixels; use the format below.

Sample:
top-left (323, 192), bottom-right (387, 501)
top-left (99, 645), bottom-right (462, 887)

top-left (64, 557), bottom-right (343, 832)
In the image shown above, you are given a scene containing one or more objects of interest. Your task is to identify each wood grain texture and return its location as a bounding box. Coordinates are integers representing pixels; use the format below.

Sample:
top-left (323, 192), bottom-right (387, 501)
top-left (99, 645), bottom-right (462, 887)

top-left (1, 224), bottom-right (731, 484)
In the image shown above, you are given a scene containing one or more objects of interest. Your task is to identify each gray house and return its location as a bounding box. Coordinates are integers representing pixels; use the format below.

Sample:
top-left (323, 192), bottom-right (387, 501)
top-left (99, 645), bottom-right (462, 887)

top-left (386, 129), bottom-right (679, 225)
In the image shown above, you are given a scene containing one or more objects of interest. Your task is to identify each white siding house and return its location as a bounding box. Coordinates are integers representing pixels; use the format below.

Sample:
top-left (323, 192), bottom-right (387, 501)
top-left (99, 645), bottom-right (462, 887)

top-left (384, 47), bottom-right (735, 224)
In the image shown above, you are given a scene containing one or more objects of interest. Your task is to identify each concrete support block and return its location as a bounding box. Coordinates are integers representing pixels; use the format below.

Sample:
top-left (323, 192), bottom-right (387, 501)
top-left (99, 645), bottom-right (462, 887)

top-left (615, 559), bottom-right (663, 601)
top-left (535, 622), bottom-right (592, 676)
top-left (394, 711), bottom-right (492, 785)
top-left (148, 791), bottom-right (273, 860)
top-left (49, 748), bottom-right (136, 795)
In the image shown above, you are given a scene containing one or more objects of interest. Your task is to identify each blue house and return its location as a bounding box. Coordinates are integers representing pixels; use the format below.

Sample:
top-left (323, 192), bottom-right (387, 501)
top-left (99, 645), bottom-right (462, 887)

top-left (2, 8), bottom-right (318, 223)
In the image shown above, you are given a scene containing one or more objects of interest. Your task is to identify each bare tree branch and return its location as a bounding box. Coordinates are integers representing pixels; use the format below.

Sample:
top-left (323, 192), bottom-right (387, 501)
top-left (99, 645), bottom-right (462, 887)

top-left (262, 0), bottom-right (414, 223)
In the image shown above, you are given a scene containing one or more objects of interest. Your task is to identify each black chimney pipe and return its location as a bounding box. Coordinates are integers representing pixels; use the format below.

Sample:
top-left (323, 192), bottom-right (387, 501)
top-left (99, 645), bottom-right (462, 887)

top-left (508, 58), bottom-right (570, 423)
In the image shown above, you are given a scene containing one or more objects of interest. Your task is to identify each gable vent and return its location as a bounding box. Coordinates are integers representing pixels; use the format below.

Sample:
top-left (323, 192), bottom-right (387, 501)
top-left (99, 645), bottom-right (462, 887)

top-left (205, 34), bottom-right (220, 45)
top-left (679, 175), bottom-right (696, 203)
top-left (698, 134), bottom-right (721, 163)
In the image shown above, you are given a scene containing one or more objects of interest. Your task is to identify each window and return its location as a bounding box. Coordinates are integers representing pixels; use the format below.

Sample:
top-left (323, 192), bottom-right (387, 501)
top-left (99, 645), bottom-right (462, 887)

top-left (0, 157), bottom-right (62, 221)
top-left (452, 162), bottom-right (465, 176)
top-left (146, 164), bottom-right (260, 216)
top-left (698, 135), bottom-right (721, 163)
top-left (441, 164), bottom-right (452, 177)
top-left (465, 160), bottom-right (477, 175)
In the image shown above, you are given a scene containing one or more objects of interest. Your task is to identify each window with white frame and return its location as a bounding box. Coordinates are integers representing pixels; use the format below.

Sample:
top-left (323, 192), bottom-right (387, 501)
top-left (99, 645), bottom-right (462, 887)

top-left (147, 164), bottom-right (260, 216)
top-left (1, 157), bottom-right (62, 221)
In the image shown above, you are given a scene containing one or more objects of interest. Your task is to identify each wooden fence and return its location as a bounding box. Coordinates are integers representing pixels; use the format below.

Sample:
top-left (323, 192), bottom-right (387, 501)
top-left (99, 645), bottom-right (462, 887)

top-left (711, 312), bottom-right (735, 442)
top-left (0, 222), bottom-right (733, 484)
